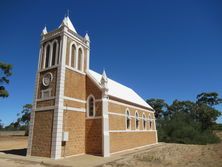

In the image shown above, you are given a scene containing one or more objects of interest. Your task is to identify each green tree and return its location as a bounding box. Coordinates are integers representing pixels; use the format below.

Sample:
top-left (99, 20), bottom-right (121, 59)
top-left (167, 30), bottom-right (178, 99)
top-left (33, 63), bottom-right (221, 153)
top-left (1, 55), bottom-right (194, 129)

top-left (0, 119), bottom-right (3, 130)
top-left (196, 92), bottom-right (222, 106)
top-left (16, 104), bottom-right (32, 132)
top-left (0, 61), bottom-right (12, 98)
top-left (146, 98), bottom-right (168, 118)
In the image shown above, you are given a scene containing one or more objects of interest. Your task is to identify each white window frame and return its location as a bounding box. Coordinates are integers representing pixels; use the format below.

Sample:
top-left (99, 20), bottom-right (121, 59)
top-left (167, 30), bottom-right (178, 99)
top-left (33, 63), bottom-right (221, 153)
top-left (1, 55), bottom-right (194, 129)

top-left (135, 111), bottom-right (139, 130)
top-left (148, 114), bottom-right (152, 130)
top-left (87, 95), bottom-right (96, 117)
top-left (44, 42), bottom-right (52, 69)
top-left (142, 113), bottom-right (146, 130)
top-left (51, 39), bottom-right (59, 66)
top-left (69, 41), bottom-right (77, 68)
top-left (77, 46), bottom-right (84, 72)
top-left (125, 109), bottom-right (131, 130)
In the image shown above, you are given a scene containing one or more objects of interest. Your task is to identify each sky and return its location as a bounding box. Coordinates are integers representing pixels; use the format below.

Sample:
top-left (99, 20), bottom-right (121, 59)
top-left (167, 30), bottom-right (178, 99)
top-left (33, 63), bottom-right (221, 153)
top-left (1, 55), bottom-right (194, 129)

top-left (0, 0), bottom-right (222, 125)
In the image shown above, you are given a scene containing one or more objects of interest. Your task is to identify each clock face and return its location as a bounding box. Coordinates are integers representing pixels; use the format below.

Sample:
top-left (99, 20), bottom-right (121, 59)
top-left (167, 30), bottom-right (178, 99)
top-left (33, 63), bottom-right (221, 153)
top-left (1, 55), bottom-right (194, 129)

top-left (42, 72), bottom-right (53, 87)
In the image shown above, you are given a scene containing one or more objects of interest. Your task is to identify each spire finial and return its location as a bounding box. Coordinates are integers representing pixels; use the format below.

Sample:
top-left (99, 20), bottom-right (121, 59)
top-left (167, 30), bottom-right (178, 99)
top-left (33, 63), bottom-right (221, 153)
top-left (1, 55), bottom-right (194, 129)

top-left (42, 26), bottom-right (47, 35)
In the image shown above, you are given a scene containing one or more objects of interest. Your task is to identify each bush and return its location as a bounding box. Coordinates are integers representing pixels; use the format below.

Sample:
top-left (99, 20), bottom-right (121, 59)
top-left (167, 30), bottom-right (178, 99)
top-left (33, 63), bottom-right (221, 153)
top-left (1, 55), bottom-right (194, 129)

top-left (157, 112), bottom-right (221, 144)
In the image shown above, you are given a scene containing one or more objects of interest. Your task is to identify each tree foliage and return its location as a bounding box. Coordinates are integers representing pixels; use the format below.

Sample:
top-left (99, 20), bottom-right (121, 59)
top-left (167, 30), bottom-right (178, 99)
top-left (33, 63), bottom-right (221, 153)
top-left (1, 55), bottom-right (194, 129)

top-left (0, 61), bottom-right (12, 98)
top-left (146, 98), bottom-right (168, 118)
top-left (146, 92), bottom-right (222, 144)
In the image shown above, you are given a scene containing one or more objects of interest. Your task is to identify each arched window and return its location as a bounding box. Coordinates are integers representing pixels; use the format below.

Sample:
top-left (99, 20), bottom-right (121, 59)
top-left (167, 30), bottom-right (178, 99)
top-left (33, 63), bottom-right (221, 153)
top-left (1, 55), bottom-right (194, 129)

top-left (78, 48), bottom-right (83, 71)
top-left (45, 44), bottom-right (51, 68)
top-left (71, 44), bottom-right (76, 68)
top-left (142, 114), bottom-right (146, 130)
top-left (51, 42), bottom-right (57, 66)
top-left (148, 114), bottom-right (152, 130)
top-left (87, 95), bottom-right (95, 117)
top-left (126, 110), bottom-right (131, 130)
top-left (135, 112), bottom-right (139, 130)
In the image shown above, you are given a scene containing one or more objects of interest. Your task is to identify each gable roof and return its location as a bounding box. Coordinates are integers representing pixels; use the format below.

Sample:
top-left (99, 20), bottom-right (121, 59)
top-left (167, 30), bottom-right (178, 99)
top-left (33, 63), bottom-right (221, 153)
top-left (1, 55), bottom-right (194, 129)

top-left (87, 70), bottom-right (153, 110)
top-left (59, 16), bottom-right (77, 33)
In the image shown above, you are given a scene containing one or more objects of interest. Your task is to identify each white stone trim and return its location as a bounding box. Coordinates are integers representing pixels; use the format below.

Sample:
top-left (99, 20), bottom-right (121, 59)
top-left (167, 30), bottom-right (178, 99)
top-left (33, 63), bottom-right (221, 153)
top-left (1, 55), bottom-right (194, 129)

top-left (65, 65), bottom-right (86, 75)
top-left (110, 143), bottom-right (159, 155)
top-left (86, 94), bottom-right (96, 117)
top-left (109, 112), bottom-right (155, 120)
top-left (102, 98), bottom-right (110, 157)
top-left (39, 65), bottom-right (58, 73)
top-left (86, 116), bottom-right (102, 120)
top-left (109, 99), bottom-right (154, 113)
top-left (64, 31), bottom-right (89, 49)
top-left (63, 106), bottom-right (86, 112)
top-left (36, 96), bottom-right (56, 102)
top-left (34, 106), bottom-right (55, 112)
top-left (142, 113), bottom-right (146, 130)
top-left (109, 130), bottom-right (157, 133)
top-left (27, 46), bottom-right (42, 156)
top-left (51, 29), bottom-right (67, 159)
top-left (63, 96), bottom-right (86, 103)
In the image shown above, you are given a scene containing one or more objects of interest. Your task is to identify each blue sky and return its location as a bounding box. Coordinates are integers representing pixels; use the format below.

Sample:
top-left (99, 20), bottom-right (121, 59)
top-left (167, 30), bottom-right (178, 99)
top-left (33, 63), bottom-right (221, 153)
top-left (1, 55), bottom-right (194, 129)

top-left (0, 0), bottom-right (222, 125)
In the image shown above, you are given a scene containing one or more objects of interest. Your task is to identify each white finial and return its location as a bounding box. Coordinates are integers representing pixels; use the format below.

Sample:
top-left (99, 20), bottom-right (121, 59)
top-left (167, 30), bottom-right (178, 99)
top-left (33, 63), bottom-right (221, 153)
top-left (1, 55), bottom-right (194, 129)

top-left (84, 33), bottom-right (90, 41)
top-left (102, 70), bottom-right (107, 82)
top-left (101, 70), bottom-right (108, 97)
top-left (42, 26), bottom-right (47, 35)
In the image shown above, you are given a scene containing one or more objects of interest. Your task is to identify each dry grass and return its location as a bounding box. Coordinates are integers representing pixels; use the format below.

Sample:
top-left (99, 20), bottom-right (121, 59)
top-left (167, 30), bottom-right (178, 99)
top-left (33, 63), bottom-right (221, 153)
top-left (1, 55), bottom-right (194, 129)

top-left (101, 131), bottom-right (222, 167)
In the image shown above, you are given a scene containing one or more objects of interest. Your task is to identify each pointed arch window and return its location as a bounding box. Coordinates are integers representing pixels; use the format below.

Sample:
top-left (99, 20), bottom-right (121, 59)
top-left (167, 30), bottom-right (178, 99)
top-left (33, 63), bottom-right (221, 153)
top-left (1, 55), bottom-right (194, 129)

top-left (45, 44), bottom-right (51, 68)
top-left (148, 114), bottom-right (152, 130)
top-left (51, 42), bottom-right (57, 66)
top-left (78, 48), bottom-right (83, 71)
top-left (126, 110), bottom-right (131, 130)
top-left (71, 44), bottom-right (76, 68)
top-left (142, 114), bottom-right (146, 130)
top-left (87, 95), bottom-right (95, 117)
top-left (135, 112), bottom-right (139, 130)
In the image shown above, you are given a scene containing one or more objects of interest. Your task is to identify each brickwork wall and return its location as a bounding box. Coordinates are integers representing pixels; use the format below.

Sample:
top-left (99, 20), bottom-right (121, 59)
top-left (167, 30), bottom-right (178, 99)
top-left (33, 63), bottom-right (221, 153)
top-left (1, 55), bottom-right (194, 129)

top-left (62, 110), bottom-right (85, 156)
top-left (64, 99), bottom-right (85, 108)
top-left (108, 101), bottom-right (157, 153)
top-left (64, 68), bottom-right (86, 100)
top-left (110, 131), bottom-right (157, 153)
top-left (31, 110), bottom-right (54, 157)
top-left (85, 119), bottom-right (102, 155)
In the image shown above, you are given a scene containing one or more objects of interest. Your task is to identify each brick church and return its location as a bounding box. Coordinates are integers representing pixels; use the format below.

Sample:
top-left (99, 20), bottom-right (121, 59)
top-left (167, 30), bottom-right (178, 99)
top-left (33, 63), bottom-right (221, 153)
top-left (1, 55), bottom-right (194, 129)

top-left (27, 16), bottom-right (157, 159)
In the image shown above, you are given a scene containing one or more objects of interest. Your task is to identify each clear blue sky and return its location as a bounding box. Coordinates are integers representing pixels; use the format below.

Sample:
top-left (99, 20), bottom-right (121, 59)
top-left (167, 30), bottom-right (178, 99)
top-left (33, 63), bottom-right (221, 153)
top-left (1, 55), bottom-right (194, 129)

top-left (0, 0), bottom-right (222, 126)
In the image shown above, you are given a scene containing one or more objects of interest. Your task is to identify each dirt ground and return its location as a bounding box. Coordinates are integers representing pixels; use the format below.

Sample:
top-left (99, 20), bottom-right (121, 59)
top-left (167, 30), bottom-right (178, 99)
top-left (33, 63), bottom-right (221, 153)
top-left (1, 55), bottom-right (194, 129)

top-left (101, 131), bottom-right (222, 167)
top-left (0, 132), bottom-right (221, 167)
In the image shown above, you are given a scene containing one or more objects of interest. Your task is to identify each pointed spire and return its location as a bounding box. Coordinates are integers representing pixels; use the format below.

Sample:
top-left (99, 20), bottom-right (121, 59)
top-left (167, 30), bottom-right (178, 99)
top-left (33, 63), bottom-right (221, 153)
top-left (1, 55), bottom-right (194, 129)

top-left (59, 16), bottom-right (77, 33)
top-left (84, 33), bottom-right (90, 41)
top-left (101, 70), bottom-right (108, 82)
top-left (42, 26), bottom-right (47, 35)
top-left (101, 70), bottom-right (108, 98)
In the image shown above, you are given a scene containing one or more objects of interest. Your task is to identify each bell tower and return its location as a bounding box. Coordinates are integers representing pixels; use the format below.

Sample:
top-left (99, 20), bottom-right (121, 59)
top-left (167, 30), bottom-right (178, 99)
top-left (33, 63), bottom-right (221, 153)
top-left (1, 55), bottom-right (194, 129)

top-left (27, 16), bottom-right (90, 159)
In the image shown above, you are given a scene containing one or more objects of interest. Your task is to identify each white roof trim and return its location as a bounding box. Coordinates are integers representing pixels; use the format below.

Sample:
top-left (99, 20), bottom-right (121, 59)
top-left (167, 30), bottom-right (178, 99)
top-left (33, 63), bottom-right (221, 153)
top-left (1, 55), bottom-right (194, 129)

top-left (87, 70), bottom-right (153, 110)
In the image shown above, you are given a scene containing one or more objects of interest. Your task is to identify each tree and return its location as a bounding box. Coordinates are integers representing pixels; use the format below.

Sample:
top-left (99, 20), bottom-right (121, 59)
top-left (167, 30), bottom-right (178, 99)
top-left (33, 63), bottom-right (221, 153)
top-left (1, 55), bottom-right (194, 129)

top-left (0, 119), bottom-right (3, 130)
top-left (146, 98), bottom-right (168, 118)
top-left (196, 92), bottom-right (222, 106)
top-left (0, 61), bottom-right (12, 98)
top-left (16, 104), bottom-right (32, 131)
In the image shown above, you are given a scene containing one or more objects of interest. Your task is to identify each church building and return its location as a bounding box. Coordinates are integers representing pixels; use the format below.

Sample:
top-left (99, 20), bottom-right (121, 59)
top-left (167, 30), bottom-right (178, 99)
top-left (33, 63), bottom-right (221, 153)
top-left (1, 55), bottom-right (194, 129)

top-left (27, 16), bottom-right (157, 159)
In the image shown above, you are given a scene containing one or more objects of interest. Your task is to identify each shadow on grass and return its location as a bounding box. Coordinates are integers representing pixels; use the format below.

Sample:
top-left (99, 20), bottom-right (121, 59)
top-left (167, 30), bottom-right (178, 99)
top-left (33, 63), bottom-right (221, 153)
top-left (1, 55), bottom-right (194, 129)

top-left (0, 148), bottom-right (27, 156)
